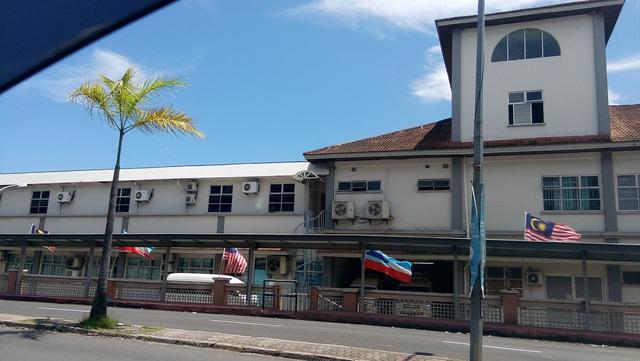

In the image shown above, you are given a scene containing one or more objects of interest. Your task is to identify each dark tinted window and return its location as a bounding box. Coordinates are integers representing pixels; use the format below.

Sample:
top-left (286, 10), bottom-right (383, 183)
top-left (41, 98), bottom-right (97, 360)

top-left (491, 37), bottom-right (508, 62)
top-left (508, 29), bottom-right (525, 60)
top-left (525, 28), bottom-right (542, 59)
top-left (337, 182), bottom-right (351, 192)
top-left (531, 102), bottom-right (544, 123)
top-left (208, 185), bottom-right (233, 213)
top-left (543, 31), bottom-right (561, 57)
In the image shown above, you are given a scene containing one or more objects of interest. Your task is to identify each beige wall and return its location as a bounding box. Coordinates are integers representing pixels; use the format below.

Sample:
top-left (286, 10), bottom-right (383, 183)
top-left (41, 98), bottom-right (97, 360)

top-left (613, 151), bottom-right (640, 233)
top-left (459, 15), bottom-right (599, 142)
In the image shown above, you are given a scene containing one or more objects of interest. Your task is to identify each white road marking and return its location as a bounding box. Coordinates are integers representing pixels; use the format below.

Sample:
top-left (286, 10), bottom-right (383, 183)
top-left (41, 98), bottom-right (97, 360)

top-left (38, 307), bottom-right (89, 313)
top-left (442, 340), bottom-right (542, 354)
top-left (209, 319), bottom-right (282, 327)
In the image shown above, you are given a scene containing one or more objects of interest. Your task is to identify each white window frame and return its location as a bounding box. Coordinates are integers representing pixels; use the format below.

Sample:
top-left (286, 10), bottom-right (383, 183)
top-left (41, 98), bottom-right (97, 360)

top-left (541, 175), bottom-right (601, 212)
top-left (508, 90), bottom-right (544, 126)
top-left (416, 178), bottom-right (450, 192)
top-left (616, 174), bottom-right (640, 211)
top-left (336, 180), bottom-right (382, 193)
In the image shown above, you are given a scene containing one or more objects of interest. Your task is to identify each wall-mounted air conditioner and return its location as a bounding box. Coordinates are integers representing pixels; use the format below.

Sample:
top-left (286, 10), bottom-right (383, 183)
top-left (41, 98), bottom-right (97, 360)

top-left (134, 189), bottom-right (152, 202)
top-left (242, 181), bottom-right (259, 194)
top-left (332, 201), bottom-right (354, 220)
top-left (185, 194), bottom-right (197, 205)
top-left (527, 272), bottom-right (543, 285)
top-left (266, 256), bottom-right (287, 275)
top-left (366, 200), bottom-right (390, 219)
top-left (185, 181), bottom-right (198, 193)
top-left (56, 191), bottom-right (74, 204)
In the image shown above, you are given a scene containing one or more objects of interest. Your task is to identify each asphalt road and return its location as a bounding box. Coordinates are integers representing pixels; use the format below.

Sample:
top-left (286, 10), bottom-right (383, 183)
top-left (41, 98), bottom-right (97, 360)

top-left (1, 299), bottom-right (638, 361)
top-left (0, 326), bottom-right (285, 361)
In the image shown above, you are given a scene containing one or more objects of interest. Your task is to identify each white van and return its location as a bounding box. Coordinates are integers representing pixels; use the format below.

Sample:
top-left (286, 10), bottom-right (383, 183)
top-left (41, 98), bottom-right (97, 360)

top-left (166, 273), bottom-right (245, 285)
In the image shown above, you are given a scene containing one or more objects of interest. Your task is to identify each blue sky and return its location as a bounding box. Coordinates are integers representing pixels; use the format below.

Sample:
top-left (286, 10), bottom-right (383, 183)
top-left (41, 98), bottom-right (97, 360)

top-left (1, 0), bottom-right (639, 173)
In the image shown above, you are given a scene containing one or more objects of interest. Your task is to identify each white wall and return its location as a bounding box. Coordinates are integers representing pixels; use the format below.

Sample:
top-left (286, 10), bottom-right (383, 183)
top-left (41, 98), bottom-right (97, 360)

top-left (333, 159), bottom-right (452, 231)
top-left (459, 15), bottom-right (599, 142)
top-left (613, 151), bottom-right (640, 233)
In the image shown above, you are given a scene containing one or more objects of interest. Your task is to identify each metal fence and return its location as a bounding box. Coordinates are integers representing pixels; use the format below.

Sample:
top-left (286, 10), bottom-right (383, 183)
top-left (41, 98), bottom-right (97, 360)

top-left (0, 274), bottom-right (8, 294)
top-left (164, 283), bottom-right (214, 304)
top-left (520, 299), bottom-right (640, 334)
top-left (317, 289), bottom-right (344, 312)
top-left (114, 280), bottom-right (162, 302)
top-left (19, 275), bottom-right (96, 298)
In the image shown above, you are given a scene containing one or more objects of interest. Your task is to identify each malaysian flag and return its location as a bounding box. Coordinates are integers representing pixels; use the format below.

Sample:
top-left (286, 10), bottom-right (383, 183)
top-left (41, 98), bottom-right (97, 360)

top-left (223, 247), bottom-right (247, 275)
top-left (30, 224), bottom-right (55, 253)
top-left (524, 212), bottom-right (581, 242)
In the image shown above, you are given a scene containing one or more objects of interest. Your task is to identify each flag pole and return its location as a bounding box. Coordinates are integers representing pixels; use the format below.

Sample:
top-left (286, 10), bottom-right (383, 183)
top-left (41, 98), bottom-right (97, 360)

top-left (470, 1), bottom-right (486, 361)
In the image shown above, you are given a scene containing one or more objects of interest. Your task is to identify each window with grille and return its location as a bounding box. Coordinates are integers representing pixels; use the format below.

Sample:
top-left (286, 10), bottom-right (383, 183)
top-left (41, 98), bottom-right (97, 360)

top-left (575, 277), bottom-right (603, 302)
top-left (4, 254), bottom-right (35, 273)
top-left (508, 91), bottom-right (544, 125)
top-left (41, 255), bottom-right (67, 276)
top-left (268, 183), bottom-right (295, 212)
top-left (30, 191), bottom-right (50, 214)
top-left (337, 180), bottom-right (382, 192)
top-left (542, 176), bottom-right (600, 211)
top-left (116, 188), bottom-right (131, 213)
top-left (177, 257), bottom-right (215, 273)
top-left (546, 275), bottom-right (603, 301)
top-left (617, 175), bottom-right (640, 210)
top-left (208, 185), bottom-right (233, 212)
top-left (125, 257), bottom-right (162, 280)
top-left (486, 266), bottom-right (523, 295)
top-left (417, 179), bottom-right (450, 191)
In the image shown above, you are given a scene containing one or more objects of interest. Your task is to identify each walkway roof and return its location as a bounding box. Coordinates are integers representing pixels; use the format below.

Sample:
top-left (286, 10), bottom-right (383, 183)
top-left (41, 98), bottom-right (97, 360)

top-left (1, 233), bottom-right (639, 262)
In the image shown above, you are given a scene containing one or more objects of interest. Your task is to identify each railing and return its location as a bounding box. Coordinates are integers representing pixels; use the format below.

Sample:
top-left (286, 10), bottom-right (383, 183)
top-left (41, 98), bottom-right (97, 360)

top-left (114, 280), bottom-right (163, 302)
top-left (294, 210), bottom-right (325, 234)
top-left (225, 284), bottom-right (266, 307)
top-left (0, 274), bottom-right (8, 294)
top-left (520, 299), bottom-right (640, 334)
top-left (317, 288), bottom-right (344, 312)
top-left (19, 275), bottom-right (96, 298)
top-left (164, 282), bottom-right (214, 304)
top-left (358, 289), bottom-right (503, 323)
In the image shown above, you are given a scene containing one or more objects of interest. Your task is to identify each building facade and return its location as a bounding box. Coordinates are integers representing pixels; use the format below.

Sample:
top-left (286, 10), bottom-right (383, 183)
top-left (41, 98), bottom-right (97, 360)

top-left (1, 0), bottom-right (639, 304)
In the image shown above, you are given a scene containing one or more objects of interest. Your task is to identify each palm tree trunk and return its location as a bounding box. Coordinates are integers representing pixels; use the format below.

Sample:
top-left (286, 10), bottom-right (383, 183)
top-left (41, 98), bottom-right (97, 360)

top-left (90, 129), bottom-right (125, 319)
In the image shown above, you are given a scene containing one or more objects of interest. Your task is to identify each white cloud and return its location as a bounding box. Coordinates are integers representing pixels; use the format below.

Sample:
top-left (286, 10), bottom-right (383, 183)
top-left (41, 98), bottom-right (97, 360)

top-left (20, 49), bottom-right (147, 102)
top-left (608, 53), bottom-right (640, 74)
top-left (288, 0), bottom-right (567, 34)
top-left (609, 89), bottom-right (622, 105)
top-left (410, 46), bottom-right (451, 102)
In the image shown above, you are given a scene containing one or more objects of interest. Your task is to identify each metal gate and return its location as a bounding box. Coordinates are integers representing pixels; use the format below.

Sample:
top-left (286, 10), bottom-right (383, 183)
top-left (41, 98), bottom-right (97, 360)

top-left (262, 279), bottom-right (309, 312)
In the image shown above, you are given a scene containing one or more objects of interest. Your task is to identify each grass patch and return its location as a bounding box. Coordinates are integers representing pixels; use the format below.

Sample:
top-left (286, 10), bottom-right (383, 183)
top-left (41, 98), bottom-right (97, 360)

top-left (77, 316), bottom-right (119, 330)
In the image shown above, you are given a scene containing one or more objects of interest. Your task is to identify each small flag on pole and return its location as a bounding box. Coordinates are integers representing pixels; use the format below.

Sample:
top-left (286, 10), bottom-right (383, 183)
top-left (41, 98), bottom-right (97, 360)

top-left (30, 224), bottom-right (55, 253)
top-left (524, 212), bottom-right (581, 242)
top-left (118, 246), bottom-right (154, 258)
top-left (223, 247), bottom-right (247, 275)
top-left (363, 250), bottom-right (412, 283)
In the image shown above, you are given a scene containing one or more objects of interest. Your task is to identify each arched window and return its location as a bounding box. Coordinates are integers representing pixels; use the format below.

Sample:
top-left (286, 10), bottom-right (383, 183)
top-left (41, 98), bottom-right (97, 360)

top-left (492, 28), bottom-right (560, 62)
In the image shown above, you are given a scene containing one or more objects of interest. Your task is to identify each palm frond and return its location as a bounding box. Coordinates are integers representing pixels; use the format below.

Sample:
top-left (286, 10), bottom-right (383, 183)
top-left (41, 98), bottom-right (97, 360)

top-left (133, 107), bottom-right (205, 138)
top-left (69, 81), bottom-right (117, 128)
top-left (134, 77), bottom-right (185, 107)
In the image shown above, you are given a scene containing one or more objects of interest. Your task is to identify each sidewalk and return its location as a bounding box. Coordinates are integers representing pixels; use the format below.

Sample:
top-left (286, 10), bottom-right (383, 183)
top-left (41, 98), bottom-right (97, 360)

top-left (0, 313), bottom-right (458, 361)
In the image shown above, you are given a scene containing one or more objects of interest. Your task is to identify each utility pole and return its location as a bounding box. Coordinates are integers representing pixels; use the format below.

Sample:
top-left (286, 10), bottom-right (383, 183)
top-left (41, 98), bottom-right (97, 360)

top-left (470, 1), bottom-right (486, 361)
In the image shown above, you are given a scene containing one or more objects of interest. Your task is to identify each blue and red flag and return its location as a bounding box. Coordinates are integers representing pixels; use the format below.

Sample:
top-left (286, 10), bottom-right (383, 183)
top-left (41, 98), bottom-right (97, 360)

top-left (364, 250), bottom-right (412, 283)
top-left (524, 212), bottom-right (581, 242)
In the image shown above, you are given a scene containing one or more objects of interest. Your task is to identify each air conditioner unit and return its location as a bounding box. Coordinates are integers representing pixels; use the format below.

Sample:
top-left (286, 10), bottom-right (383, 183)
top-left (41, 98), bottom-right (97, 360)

top-left (134, 189), bottom-right (151, 202)
top-left (332, 201), bottom-right (354, 220)
top-left (56, 191), bottom-right (73, 204)
top-left (366, 200), bottom-right (390, 219)
top-left (527, 272), bottom-right (543, 285)
top-left (64, 256), bottom-right (83, 270)
top-left (266, 256), bottom-right (287, 275)
top-left (242, 181), bottom-right (259, 194)
top-left (185, 181), bottom-right (198, 193)
top-left (185, 194), bottom-right (197, 205)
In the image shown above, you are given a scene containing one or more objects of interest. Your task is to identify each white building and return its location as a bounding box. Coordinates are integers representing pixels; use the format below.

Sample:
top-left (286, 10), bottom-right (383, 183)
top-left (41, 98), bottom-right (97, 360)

top-left (1, 0), bottom-right (639, 304)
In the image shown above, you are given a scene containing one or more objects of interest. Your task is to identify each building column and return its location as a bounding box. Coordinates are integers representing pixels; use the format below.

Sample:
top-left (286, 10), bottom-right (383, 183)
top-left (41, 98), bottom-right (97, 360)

top-left (84, 245), bottom-right (95, 298)
top-left (114, 252), bottom-right (126, 278)
top-left (324, 162), bottom-right (335, 229)
top-left (359, 245), bottom-right (366, 312)
top-left (601, 150), bottom-right (623, 302)
top-left (246, 246), bottom-right (255, 306)
top-left (15, 245), bottom-right (26, 295)
top-left (453, 246), bottom-right (460, 319)
top-left (31, 250), bottom-right (42, 275)
top-left (582, 252), bottom-right (591, 330)
top-left (593, 10), bottom-right (610, 136)
top-left (160, 246), bottom-right (171, 302)
top-left (451, 157), bottom-right (465, 235)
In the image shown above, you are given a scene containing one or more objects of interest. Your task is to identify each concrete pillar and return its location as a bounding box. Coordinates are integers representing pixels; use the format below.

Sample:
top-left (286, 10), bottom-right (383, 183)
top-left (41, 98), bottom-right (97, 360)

top-left (160, 246), bottom-right (171, 302)
top-left (359, 246), bottom-right (366, 312)
top-left (84, 245), bottom-right (95, 298)
top-left (31, 250), bottom-right (42, 275)
top-left (309, 287), bottom-right (319, 311)
top-left (114, 252), bottom-right (126, 278)
top-left (106, 280), bottom-right (117, 300)
top-left (501, 290), bottom-right (520, 325)
top-left (343, 289), bottom-right (359, 313)
top-left (15, 246), bottom-right (26, 295)
top-left (213, 279), bottom-right (229, 306)
top-left (246, 246), bottom-right (255, 306)
top-left (7, 270), bottom-right (18, 294)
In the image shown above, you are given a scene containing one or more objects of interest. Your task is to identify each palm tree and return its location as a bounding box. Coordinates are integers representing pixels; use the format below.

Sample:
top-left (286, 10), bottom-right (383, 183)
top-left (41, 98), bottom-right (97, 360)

top-left (70, 67), bottom-right (204, 320)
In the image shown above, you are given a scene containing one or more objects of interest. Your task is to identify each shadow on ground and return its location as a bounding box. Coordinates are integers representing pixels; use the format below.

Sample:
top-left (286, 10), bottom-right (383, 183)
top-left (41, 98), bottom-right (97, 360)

top-left (0, 327), bottom-right (47, 341)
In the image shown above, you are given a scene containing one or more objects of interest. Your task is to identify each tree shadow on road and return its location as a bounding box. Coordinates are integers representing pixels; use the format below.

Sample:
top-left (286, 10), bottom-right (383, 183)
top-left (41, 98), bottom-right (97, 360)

top-left (0, 328), bottom-right (47, 341)
top-left (402, 352), bottom-right (435, 360)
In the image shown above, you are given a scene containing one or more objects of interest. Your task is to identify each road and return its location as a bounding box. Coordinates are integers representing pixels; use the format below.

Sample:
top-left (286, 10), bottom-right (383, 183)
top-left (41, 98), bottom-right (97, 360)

top-left (1, 299), bottom-right (637, 361)
top-left (0, 326), bottom-right (285, 361)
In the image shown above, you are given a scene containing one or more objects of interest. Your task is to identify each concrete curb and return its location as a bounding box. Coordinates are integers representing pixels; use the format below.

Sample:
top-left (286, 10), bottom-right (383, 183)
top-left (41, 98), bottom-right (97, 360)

top-left (0, 318), bottom-right (449, 361)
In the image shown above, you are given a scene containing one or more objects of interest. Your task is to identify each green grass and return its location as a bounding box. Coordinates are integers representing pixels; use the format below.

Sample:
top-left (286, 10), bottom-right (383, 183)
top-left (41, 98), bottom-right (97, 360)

top-left (77, 316), bottom-right (119, 330)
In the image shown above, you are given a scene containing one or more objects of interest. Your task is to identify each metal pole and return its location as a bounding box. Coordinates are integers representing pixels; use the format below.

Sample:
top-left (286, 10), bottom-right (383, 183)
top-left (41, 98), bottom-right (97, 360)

top-left (246, 246), bottom-right (255, 306)
top-left (470, 1), bottom-right (486, 360)
top-left (583, 251), bottom-right (590, 330)
top-left (15, 245), bottom-right (27, 295)
top-left (360, 245), bottom-right (366, 312)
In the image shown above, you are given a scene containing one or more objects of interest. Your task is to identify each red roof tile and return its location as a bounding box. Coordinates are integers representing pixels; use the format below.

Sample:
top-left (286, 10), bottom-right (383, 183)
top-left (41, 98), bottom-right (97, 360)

top-left (305, 105), bottom-right (640, 157)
